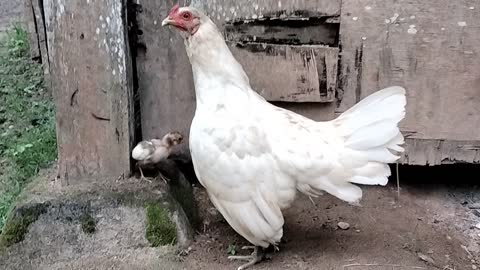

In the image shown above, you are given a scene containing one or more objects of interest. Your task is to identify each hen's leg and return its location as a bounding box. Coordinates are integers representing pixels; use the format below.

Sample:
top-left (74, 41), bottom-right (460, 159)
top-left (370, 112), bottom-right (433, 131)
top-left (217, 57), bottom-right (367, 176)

top-left (228, 246), bottom-right (264, 270)
top-left (138, 167), bottom-right (152, 183)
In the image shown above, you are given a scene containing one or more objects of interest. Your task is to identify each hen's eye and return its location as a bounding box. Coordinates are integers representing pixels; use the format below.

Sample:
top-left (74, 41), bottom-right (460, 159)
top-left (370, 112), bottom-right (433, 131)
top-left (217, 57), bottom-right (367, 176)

top-left (182, 12), bottom-right (191, 20)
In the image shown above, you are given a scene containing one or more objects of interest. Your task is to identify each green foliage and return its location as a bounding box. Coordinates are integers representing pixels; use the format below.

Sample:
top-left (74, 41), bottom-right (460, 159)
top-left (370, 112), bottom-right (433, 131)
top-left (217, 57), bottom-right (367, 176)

top-left (0, 25), bottom-right (57, 232)
top-left (145, 203), bottom-right (177, 247)
top-left (81, 213), bottom-right (96, 234)
top-left (0, 203), bottom-right (49, 248)
top-left (227, 244), bottom-right (237, 255)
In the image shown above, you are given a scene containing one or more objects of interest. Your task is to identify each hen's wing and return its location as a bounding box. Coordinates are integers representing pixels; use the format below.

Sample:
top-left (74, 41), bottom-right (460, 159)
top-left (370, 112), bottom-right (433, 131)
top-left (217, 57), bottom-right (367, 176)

top-left (190, 108), bottom-right (294, 247)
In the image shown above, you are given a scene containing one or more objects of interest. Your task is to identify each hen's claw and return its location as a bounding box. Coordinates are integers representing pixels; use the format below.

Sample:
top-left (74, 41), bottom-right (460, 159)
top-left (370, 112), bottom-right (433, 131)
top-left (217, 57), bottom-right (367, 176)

top-left (228, 246), bottom-right (264, 270)
top-left (138, 167), bottom-right (152, 183)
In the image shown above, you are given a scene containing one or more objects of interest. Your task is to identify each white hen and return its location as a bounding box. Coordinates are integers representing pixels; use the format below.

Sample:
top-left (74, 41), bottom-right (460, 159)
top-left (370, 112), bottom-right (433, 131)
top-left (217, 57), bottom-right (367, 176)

top-left (163, 5), bottom-right (406, 270)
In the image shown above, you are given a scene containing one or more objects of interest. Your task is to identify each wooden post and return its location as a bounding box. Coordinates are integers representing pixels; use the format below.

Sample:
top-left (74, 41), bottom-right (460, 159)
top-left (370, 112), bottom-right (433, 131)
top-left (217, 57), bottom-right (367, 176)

top-left (43, 0), bottom-right (135, 184)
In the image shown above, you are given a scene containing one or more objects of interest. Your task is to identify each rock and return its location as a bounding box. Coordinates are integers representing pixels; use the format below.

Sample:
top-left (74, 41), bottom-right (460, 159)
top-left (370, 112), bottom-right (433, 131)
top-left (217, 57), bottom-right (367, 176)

top-left (417, 253), bottom-right (435, 264)
top-left (476, 223), bottom-right (480, 230)
top-left (0, 169), bottom-right (196, 270)
top-left (473, 265), bottom-right (478, 270)
top-left (337, 222), bottom-right (350, 230)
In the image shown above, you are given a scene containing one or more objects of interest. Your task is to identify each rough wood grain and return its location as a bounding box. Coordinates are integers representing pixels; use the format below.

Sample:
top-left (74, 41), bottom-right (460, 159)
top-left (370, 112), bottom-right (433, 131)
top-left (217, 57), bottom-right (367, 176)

top-left (339, 0), bottom-right (480, 142)
top-left (224, 18), bottom-right (339, 46)
top-left (43, 0), bottom-right (134, 183)
top-left (401, 138), bottom-right (480, 165)
top-left (229, 43), bottom-right (338, 102)
top-left (136, 0), bottom-right (194, 156)
top-left (191, 0), bottom-right (341, 25)
top-left (23, 0), bottom-right (40, 60)
top-left (31, 0), bottom-right (50, 78)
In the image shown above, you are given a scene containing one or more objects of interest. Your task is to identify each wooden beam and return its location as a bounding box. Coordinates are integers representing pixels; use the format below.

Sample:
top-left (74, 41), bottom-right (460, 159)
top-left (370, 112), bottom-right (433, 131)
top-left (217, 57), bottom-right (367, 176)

top-left (43, 0), bottom-right (135, 183)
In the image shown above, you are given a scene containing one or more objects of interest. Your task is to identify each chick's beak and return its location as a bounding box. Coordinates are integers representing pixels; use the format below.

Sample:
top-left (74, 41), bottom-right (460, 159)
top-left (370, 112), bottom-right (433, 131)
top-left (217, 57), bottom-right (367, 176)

top-left (161, 17), bottom-right (174, 27)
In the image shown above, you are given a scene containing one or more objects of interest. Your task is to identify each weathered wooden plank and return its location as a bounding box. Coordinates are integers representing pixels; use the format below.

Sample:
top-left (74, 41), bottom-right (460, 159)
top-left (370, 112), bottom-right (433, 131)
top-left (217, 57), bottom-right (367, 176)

top-left (191, 0), bottom-right (341, 25)
top-left (229, 43), bottom-right (338, 102)
top-left (23, 0), bottom-right (40, 60)
top-left (31, 0), bottom-right (50, 78)
top-left (136, 0), bottom-right (194, 156)
top-left (339, 0), bottom-right (480, 141)
top-left (401, 138), bottom-right (480, 165)
top-left (43, 0), bottom-right (134, 183)
top-left (224, 18), bottom-right (339, 46)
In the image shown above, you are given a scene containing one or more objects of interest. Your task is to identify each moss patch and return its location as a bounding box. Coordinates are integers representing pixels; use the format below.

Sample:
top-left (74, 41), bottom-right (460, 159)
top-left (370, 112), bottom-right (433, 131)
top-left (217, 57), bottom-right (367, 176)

top-left (0, 203), bottom-right (48, 248)
top-left (145, 203), bottom-right (176, 247)
top-left (80, 213), bottom-right (96, 234)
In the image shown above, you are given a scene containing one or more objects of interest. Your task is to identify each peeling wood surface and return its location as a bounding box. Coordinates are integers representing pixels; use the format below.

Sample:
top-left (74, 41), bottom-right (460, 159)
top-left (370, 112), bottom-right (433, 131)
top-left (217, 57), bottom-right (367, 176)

top-left (136, 0), bottom-right (195, 156)
top-left (339, 0), bottom-right (480, 142)
top-left (44, 0), bottom-right (134, 183)
top-left (401, 139), bottom-right (480, 165)
top-left (229, 43), bottom-right (338, 102)
top-left (191, 0), bottom-right (341, 25)
top-left (225, 18), bottom-right (339, 46)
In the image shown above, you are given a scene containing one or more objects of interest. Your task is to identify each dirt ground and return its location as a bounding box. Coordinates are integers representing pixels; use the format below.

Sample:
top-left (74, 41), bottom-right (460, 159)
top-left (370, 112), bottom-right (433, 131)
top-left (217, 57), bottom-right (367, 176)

top-left (180, 165), bottom-right (480, 270)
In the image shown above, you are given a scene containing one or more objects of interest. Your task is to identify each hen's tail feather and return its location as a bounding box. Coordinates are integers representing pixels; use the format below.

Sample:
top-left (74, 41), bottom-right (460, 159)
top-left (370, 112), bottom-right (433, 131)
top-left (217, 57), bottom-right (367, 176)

top-left (337, 86), bottom-right (406, 191)
top-left (335, 86), bottom-right (406, 154)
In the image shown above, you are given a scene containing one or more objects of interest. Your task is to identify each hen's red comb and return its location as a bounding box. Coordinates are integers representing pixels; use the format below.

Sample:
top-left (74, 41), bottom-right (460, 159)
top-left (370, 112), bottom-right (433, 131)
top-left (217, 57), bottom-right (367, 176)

top-left (168, 4), bottom-right (180, 16)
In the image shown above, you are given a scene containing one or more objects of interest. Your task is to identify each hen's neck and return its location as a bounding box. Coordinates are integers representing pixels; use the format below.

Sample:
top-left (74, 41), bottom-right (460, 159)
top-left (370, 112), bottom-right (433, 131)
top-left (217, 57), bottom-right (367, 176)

top-left (184, 19), bottom-right (251, 108)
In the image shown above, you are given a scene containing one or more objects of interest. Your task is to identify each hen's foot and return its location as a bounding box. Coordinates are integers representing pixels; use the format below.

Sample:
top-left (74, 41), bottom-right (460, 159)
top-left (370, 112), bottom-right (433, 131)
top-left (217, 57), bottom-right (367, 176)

top-left (138, 167), bottom-right (152, 183)
top-left (228, 246), bottom-right (264, 270)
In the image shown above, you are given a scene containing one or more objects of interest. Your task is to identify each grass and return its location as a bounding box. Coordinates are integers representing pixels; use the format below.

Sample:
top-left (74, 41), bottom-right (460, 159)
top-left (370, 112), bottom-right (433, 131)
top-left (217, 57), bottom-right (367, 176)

top-left (145, 202), bottom-right (177, 247)
top-left (0, 25), bottom-right (57, 232)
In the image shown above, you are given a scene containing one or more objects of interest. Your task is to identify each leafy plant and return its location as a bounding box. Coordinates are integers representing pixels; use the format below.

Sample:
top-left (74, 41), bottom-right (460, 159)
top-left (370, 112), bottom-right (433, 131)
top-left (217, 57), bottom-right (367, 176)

top-left (0, 25), bottom-right (57, 231)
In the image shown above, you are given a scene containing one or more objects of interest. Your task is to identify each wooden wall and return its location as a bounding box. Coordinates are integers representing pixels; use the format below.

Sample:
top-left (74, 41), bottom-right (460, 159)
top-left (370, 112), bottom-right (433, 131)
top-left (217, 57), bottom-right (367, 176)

top-left (24, 0), bottom-right (480, 183)
top-left (339, 0), bottom-right (480, 164)
top-left (42, 0), bottom-right (135, 183)
top-left (137, 0), bottom-right (480, 165)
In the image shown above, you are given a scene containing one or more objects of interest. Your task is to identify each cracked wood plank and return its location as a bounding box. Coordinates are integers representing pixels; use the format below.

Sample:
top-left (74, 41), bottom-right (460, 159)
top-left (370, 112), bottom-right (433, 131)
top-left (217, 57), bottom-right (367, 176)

top-left (229, 43), bottom-right (338, 102)
top-left (43, 0), bottom-right (134, 183)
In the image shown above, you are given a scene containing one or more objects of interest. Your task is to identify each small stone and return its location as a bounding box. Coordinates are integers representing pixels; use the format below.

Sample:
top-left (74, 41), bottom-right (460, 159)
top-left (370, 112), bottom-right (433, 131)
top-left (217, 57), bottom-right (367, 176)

top-left (337, 222), bottom-right (350, 230)
top-left (473, 265), bottom-right (477, 270)
top-left (355, 229), bottom-right (361, 233)
top-left (475, 223), bottom-right (480, 229)
top-left (427, 249), bottom-right (434, 254)
top-left (433, 218), bottom-right (440, 224)
top-left (418, 253), bottom-right (435, 264)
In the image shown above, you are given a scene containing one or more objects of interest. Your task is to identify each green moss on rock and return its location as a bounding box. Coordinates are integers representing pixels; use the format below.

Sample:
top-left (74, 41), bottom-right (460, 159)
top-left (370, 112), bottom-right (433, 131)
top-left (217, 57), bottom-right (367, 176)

top-left (145, 203), bottom-right (176, 246)
top-left (81, 213), bottom-right (96, 234)
top-left (0, 203), bottom-right (48, 248)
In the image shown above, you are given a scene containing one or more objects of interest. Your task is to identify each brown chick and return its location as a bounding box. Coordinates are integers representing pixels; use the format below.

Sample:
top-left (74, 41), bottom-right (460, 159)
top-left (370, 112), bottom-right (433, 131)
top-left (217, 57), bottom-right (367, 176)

top-left (131, 131), bottom-right (183, 182)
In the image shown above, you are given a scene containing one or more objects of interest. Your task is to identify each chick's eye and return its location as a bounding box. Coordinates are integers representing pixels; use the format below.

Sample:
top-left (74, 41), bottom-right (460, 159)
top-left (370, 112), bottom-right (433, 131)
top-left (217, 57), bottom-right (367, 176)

top-left (182, 12), bottom-right (191, 20)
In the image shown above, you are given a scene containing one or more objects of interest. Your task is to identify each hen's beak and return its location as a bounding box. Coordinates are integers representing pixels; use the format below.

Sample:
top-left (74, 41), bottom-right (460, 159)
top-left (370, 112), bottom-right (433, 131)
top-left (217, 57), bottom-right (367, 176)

top-left (161, 17), bottom-right (174, 27)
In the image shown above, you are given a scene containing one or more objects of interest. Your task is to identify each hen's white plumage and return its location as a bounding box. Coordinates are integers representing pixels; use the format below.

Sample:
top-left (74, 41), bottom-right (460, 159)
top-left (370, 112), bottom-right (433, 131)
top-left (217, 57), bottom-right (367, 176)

top-left (163, 5), bottom-right (406, 262)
